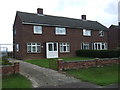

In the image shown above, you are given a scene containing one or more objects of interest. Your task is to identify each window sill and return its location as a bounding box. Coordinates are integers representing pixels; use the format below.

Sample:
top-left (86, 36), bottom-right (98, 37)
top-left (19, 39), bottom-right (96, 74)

top-left (55, 34), bottom-right (67, 36)
top-left (27, 52), bottom-right (41, 54)
top-left (99, 36), bottom-right (104, 37)
top-left (60, 52), bottom-right (70, 53)
top-left (83, 35), bottom-right (91, 37)
top-left (33, 33), bottom-right (42, 35)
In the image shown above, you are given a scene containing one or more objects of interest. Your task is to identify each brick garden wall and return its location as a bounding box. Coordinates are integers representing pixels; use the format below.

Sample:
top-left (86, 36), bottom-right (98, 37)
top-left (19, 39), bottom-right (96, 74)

top-left (57, 58), bottom-right (119, 71)
top-left (0, 63), bottom-right (19, 75)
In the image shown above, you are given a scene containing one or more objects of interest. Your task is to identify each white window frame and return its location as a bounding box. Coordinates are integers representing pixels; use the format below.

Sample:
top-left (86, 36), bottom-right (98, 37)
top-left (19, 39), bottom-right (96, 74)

top-left (60, 42), bottom-right (70, 52)
top-left (99, 30), bottom-right (104, 37)
top-left (92, 42), bottom-right (107, 50)
top-left (33, 26), bottom-right (42, 34)
top-left (27, 43), bottom-right (41, 53)
top-left (81, 43), bottom-right (90, 50)
top-left (16, 44), bottom-right (19, 52)
top-left (83, 29), bottom-right (91, 36)
top-left (55, 27), bottom-right (66, 35)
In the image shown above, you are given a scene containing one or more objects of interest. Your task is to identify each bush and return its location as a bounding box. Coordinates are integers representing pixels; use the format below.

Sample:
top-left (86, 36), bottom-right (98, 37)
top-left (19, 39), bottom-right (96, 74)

top-left (2, 56), bottom-right (12, 65)
top-left (76, 50), bottom-right (120, 58)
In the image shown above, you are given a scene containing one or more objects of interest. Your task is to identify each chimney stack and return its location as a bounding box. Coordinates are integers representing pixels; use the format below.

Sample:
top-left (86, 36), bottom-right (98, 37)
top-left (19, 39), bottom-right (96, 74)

top-left (81, 15), bottom-right (86, 20)
top-left (37, 8), bottom-right (43, 14)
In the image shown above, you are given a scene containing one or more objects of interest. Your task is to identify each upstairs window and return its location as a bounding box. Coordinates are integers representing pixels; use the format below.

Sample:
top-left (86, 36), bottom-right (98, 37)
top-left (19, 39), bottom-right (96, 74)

top-left (99, 30), bottom-right (104, 37)
top-left (83, 29), bottom-right (91, 36)
top-left (34, 26), bottom-right (42, 34)
top-left (55, 27), bottom-right (66, 35)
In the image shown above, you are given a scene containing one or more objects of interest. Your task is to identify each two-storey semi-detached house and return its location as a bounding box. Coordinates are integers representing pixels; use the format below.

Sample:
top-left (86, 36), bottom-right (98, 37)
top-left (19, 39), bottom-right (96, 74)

top-left (13, 8), bottom-right (108, 60)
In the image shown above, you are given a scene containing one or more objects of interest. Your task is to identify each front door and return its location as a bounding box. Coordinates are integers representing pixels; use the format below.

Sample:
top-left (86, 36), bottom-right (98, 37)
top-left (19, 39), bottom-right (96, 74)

top-left (46, 42), bottom-right (58, 58)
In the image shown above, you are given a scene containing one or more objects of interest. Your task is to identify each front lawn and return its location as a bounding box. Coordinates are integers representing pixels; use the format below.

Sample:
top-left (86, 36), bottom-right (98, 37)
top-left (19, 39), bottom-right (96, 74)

top-left (65, 64), bottom-right (119, 86)
top-left (26, 59), bottom-right (50, 68)
top-left (25, 57), bottom-right (93, 68)
top-left (0, 58), bottom-right (2, 65)
top-left (2, 74), bottom-right (32, 88)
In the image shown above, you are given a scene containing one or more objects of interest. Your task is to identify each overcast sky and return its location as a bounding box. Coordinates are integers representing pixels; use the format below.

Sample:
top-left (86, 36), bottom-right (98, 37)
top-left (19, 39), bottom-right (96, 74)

top-left (0, 0), bottom-right (119, 48)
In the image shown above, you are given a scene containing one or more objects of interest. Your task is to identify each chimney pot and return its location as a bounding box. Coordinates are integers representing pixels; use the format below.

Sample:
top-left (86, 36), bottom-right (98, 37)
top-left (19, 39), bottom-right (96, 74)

top-left (37, 8), bottom-right (43, 14)
top-left (81, 15), bottom-right (86, 20)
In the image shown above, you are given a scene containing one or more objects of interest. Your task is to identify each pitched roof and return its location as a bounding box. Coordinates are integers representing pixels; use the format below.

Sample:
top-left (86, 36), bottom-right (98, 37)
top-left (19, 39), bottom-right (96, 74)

top-left (109, 25), bottom-right (120, 29)
top-left (17, 11), bottom-right (108, 31)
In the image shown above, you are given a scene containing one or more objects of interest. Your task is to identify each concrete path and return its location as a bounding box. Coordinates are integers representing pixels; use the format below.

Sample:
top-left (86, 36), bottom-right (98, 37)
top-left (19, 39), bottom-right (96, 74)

top-left (8, 58), bottom-right (119, 88)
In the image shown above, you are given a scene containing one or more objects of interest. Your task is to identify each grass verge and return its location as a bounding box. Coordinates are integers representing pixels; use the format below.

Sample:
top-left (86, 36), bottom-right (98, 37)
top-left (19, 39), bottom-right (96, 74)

top-left (2, 74), bottom-right (32, 88)
top-left (65, 64), bottom-right (119, 86)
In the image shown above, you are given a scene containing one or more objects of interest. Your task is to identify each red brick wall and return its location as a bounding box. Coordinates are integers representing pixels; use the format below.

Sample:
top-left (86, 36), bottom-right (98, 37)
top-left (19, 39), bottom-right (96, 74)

top-left (1, 63), bottom-right (19, 75)
top-left (13, 14), bottom-right (23, 59)
top-left (57, 58), bottom-right (119, 71)
top-left (108, 25), bottom-right (120, 49)
top-left (14, 23), bottom-right (108, 59)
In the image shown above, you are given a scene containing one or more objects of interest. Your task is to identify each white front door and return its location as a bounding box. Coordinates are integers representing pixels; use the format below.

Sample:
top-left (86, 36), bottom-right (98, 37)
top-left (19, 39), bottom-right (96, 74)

top-left (46, 42), bottom-right (58, 58)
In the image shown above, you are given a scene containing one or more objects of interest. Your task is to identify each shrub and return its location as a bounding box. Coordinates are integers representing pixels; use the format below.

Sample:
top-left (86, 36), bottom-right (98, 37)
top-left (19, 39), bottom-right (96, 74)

top-left (2, 56), bottom-right (12, 65)
top-left (76, 50), bottom-right (120, 58)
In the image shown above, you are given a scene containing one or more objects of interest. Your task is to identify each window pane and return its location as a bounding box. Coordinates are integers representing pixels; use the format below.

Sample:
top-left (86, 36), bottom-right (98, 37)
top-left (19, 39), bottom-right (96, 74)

top-left (16, 44), bottom-right (19, 52)
top-left (34, 26), bottom-right (42, 34)
top-left (54, 43), bottom-right (57, 51)
top-left (32, 46), bottom-right (36, 52)
top-left (67, 46), bottom-right (70, 51)
top-left (37, 43), bottom-right (40, 46)
top-left (83, 29), bottom-right (91, 36)
top-left (56, 27), bottom-right (66, 35)
top-left (95, 43), bottom-right (97, 50)
top-left (102, 44), bottom-right (105, 49)
top-left (49, 44), bottom-right (53, 51)
top-left (63, 46), bottom-right (66, 51)
top-left (27, 46), bottom-right (31, 52)
top-left (37, 46), bottom-right (40, 52)
top-left (60, 46), bottom-right (62, 52)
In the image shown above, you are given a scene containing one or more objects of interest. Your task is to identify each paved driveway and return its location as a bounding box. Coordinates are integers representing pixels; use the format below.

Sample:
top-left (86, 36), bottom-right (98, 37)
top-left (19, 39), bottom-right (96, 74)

top-left (8, 58), bottom-right (119, 88)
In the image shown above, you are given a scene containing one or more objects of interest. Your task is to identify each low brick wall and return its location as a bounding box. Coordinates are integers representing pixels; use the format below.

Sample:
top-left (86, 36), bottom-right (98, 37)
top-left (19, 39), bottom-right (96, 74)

top-left (57, 58), bottom-right (119, 71)
top-left (0, 63), bottom-right (19, 75)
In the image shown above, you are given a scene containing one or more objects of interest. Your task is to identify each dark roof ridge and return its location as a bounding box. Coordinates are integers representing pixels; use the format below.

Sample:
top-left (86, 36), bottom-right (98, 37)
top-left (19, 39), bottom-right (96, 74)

top-left (16, 10), bottom-right (108, 31)
top-left (17, 11), bottom-right (96, 23)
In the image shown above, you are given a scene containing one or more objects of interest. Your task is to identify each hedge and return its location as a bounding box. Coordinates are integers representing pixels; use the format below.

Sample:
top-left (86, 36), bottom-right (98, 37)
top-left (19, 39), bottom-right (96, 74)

top-left (76, 50), bottom-right (120, 58)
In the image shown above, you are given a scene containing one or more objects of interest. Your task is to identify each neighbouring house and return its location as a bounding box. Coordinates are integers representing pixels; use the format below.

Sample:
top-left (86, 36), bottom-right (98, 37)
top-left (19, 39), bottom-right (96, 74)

top-left (13, 8), bottom-right (108, 60)
top-left (108, 25), bottom-right (120, 49)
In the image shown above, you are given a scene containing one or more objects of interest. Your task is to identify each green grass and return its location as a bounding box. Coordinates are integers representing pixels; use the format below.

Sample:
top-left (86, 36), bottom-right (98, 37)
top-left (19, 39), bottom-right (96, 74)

top-left (0, 77), bottom-right (1, 90)
top-left (26, 59), bottom-right (50, 68)
top-left (0, 58), bottom-right (2, 65)
top-left (25, 57), bottom-right (93, 68)
top-left (2, 74), bottom-right (32, 88)
top-left (65, 64), bottom-right (119, 86)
